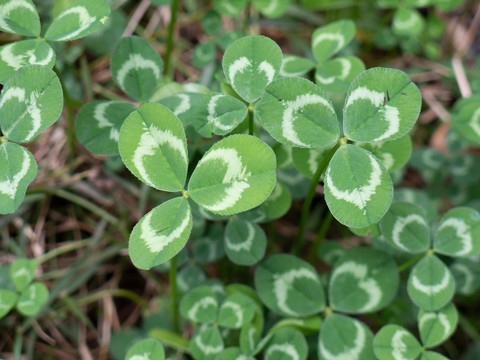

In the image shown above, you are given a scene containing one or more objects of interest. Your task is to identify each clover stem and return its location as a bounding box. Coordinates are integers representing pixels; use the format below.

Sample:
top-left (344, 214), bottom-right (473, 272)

top-left (163, 0), bottom-right (179, 77)
top-left (293, 142), bottom-right (340, 256)
top-left (243, 2), bottom-right (251, 34)
top-left (459, 313), bottom-right (480, 343)
top-left (398, 251), bottom-right (429, 272)
top-left (169, 254), bottom-right (180, 333)
top-left (308, 211), bottom-right (334, 264)
top-left (248, 104), bottom-right (255, 135)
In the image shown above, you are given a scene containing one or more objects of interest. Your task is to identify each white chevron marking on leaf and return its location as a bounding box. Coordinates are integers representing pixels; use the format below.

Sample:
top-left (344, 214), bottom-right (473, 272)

top-left (280, 56), bottom-right (306, 77)
top-left (266, 344), bottom-right (299, 360)
top-left (53, 6), bottom-right (96, 41)
top-left (221, 301), bottom-right (243, 327)
top-left (395, 12), bottom-right (419, 30)
top-left (419, 312), bottom-right (451, 339)
top-left (469, 108), bottom-right (480, 136)
top-left (94, 102), bottom-right (119, 141)
top-left (450, 263), bottom-right (475, 294)
top-left (313, 33), bottom-right (345, 54)
top-left (225, 221), bottom-right (255, 252)
top-left (392, 214), bottom-right (427, 251)
top-left (411, 267), bottom-right (450, 295)
top-left (0, 0), bottom-right (36, 32)
top-left (117, 54), bottom-right (161, 90)
top-left (325, 153), bottom-right (382, 214)
top-left (207, 94), bottom-right (235, 131)
top-left (282, 93), bottom-right (335, 146)
top-left (0, 148), bottom-right (31, 199)
top-left (346, 86), bottom-right (384, 108)
top-left (0, 44), bottom-right (54, 70)
top-left (316, 73), bottom-right (335, 84)
top-left (188, 297), bottom-right (217, 322)
top-left (381, 153), bottom-right (394, 171)
top-left (173, 94), bottom-right (190, 115)
top-left (197, 148), bottom-right (251, 212)
top-left (228, 57), bottom-right (251, 84)
top-left (259, 60), bottom-right (275, 83)
top-left (194, 333), bottom-right (223, 355)
top-left (392, 330), bottom-right (410, 360)
top-left (262, 0), bottom-right (279, 15)
top-left (273, 268), bottom-right (319, 316)
top-left (17, 284), bottom-right (35, 308)
top-left (307, 150), bottom-right (321, 174)
top-left (331, 261), bottom-right (382, 312)
top-left (373, 105), bottom-right (400, 141)
top-left (141, 206), bottom-right (190, 253)
top-left (320, 320), bottom-right (366, 360)
top-left (129, 354), bottom-right (150, 360)
top-left (438, 218), bottom-right (472, 256)
top-left (337, 58), bottom-right (351, 80)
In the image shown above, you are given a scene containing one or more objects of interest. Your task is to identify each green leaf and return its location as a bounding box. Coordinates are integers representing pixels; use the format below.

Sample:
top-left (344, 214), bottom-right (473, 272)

top-left (45, 0), bottom-right (110, 41)
top-left (217, 31), bottom-right (243, 51)
top-left (177, 264), bottom-right (207, 294)
top-left (449, 154), bottom-right (480, 184)
top-left (190, 325), bottom-right (224, 360)
top-left (16, 282), bottom-right (49, 316)
top-left (222, 35), bottom-right (282, 102)
top-left (311, 20), bottom-right (355, 63)
top-left (192, 93), bottom-right (248, 137)
top-left (450, 258), bottom-right (480, 295)
top-left (193, 41), bottom-right (216, 68)
top-left (224, 218), bottom-right (266, 266)
top-left (318, 242), bottom-right (346, 266)
top-left (292, 145), bottom-right (335, 179)
top-left (201, 10), bottom-right (221, 35)
top-left (260, 181), bottom-right (292, 220)
top-left (392, 8), bottom-right (425, 38)
top-left (119, 103), bottom-right (188, 192)
top-left (180, 286), bottom-right (218, 324)
top-left (216, 348), bottom-right (253, 360)
top-left (434, 207), bottom-right (480, 257)
top-left (343, 67), bottom-right (421, 142)
top-left (277, 168), bottom-right (310, 199)
top-left (252, 0), bottom-right (290, 18)
top-left (240, 324), bottom-right (260, 355)
top-left (451, 96), bottom-right (480, 145)
top-left (188, 135), bottom-right (276, 216)
top-left (0, 0), bottom-right (40, 36)
top-left (329, 248), bottom-right (399, 313)
top-left (0, 142), bottom-right (38, 215)
top-left (0, 40), bottom-right (55, 84)
top-left (158, 92), bottom-right (204, 126)
top-left (379, 202), bottom-right (430, 253)
top-left (254, 254), bottom-right (325, 317)
top-left (0, 65), bottom-right (63, 143)
top-left (407, 255), bottom-right (455, 311)
top-left (319, 313), bottom-right (375, 360)
top-left (0, 289), bottom-right (18, 319)
top-left (356, 134), bottom-right (412, 173)
top-left (11, 258), bottom-right (37, 292)
top-left (192, 225), bottom-right (224, 265)
top-left (213, 0), bottom-right (247, 16)
top-left (129, 197), bottom-right (192, 270)
top-left (373, 325), bottom-right (421, 360)
top-left (218, 293), bottom-right (255, 328)
top-left (418, 303), bottom-right (458, 348)
top-left (279, 55), bottom-right (315, 78)
top-left (420, 352), bottom-right (450, 360)
top-left (256, 77), bottom-right (340, 148)
top-left (111, 36), bottom-right (163, 103)
top-left (324, 144), bottom-right (393, 228)
top-left (76, 101), bottom-right (136, 156)
top-left (315, 56), bottom-right (365, 93)
top-left (125, 338), bottom-right (165, 360)
top-left (265, 328), bottom-right (307, 360)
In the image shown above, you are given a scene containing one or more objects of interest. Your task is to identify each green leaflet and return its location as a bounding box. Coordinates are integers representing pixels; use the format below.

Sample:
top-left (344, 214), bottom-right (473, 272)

top-left (421, 352), bottom-right (450, 360)
top-left (410, 147), bottom-right (446, 184)
top-left (201, 10), bottom-right (221, 35)
top-left (329, 248), bottom-right (398, 313)
top-left (16, 282), bottom-right (48, 316)
top-left (190, 325), bottom-right (224, 360)
top-left (216, 348), bottom-right (253, 360)
top-left (213, 0), bottom-right (247, 16)
top-left (373, 325), bottom-right (421, 360)
top-left (319, 313), bottom-right (375, 360)
top-left (0, 0), bottom-right (40, 36)
top-left (76, 101), bottom-right (136, 156)
top-left (260, 182), bottom-right (292, 220)
top-left (311, 20), bottom-right (355, 63)
top-left (44, 0), bottom-right (110, 41)
top-left (193, 41), bottom-right (216, 68)
top-left (111, 36), bottom-right (163, 103)
top-left (0, 40), bottom-right (55, 84)
top-left (257, 77), bottom-right (339, 148)
top-left (240, 323), bottom-right (260, 355)
top-left (222, 35), bottom-right (282, 102)
top-left (158, 92), bottom-right (204, 126)
top-left (264, 328), bottom-right (307, 360)
top-left (188, 135), bottom-right (276, 216)
top-left (11, 258), bottom-right (37, 292)
top-left (0, 142), bottom-right (38, 215)
top-left (279, 55), bottom-right (315, 78)
top-left (450, 258), bottom-right (480, 295)
top-left (192, 224), bottom-right (225, 265)
top-left (418, 302), bottom-right (458, 348)
top-left (449, 154), bottom-right (480, 184)
top-left (129, 197), bottom-right (193, 270)
top-left (177, 264), bottom-right (207, 294)
top-left (318, 242), bottom-right (346, 266)
top-left (392, 8), bottom-right (425, 37)
top-left (0, 65), bottom-right (63, 143)
top-left (315, 56), bottom-right (365, 93)
top-left (224, 218), bottom-right (266, 266)
top-left (119, 103), bottom-right (188, 192)
top-left (0, 289), bottom-right (17, 318)
top-left (292, 145), bottom-right (334, 179)
top-left (125, 338), bottom-right (165, 360)
top-left (379, 202), bottom-right (430, 253)
top-left (324, 145), bottom-right (393, 228)
top-left (83, 9), bottom-right (127, 56)
top-left (451, 95), bottom-right (480, 145)
top-left (180, 286), bottom-right (218, 324)
top-left (356, 134), bottom-right (412, 173)
top-left (434, 207), bottom-right (480, 257)
top-left (192, 93), bottom-right (248, 137)
top-left (407, 254), bottom-right (455, 311)
top-left (252, 0), bottom-right (290, 18)
top-left (254, 254), bottom-right (325, 317)
top-left (218, 293), bottom-right (255, 328)
top-left (343, 67), bottom-right (421, 142)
